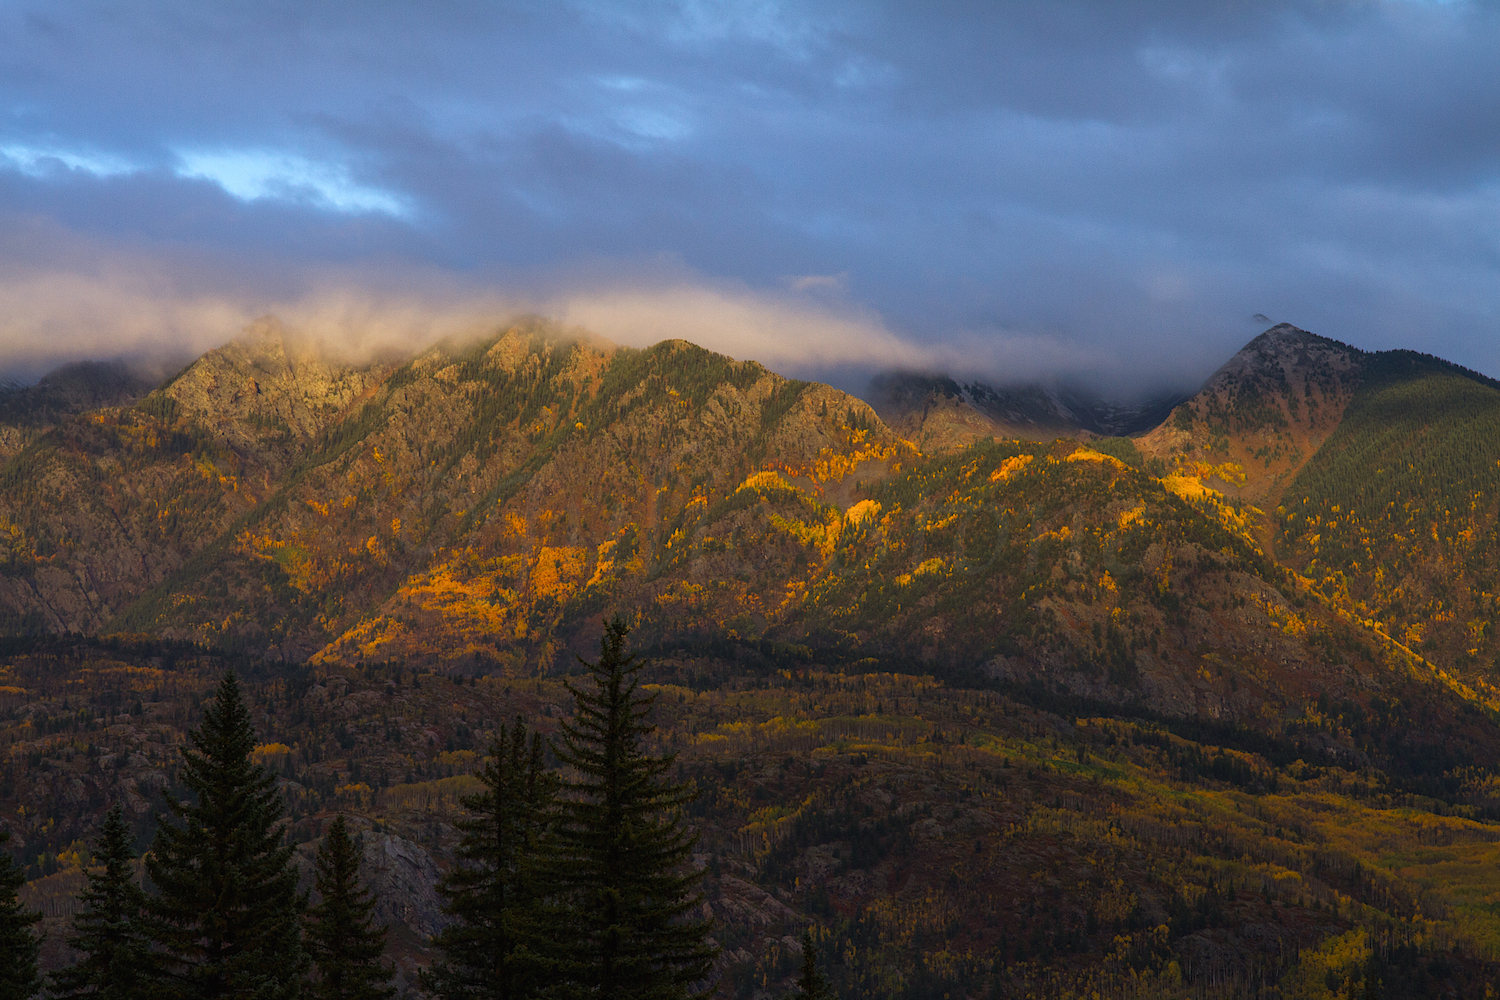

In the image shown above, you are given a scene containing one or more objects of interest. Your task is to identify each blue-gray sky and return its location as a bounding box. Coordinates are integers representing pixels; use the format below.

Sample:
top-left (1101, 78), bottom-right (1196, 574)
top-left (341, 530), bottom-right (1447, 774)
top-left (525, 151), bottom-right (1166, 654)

top-left (2, 1), bottom-right (1498, 394)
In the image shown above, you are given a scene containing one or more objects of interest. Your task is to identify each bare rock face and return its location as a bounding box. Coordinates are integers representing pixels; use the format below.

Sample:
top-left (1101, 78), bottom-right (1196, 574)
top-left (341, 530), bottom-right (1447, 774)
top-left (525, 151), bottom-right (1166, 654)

top-left (357, 831), bottom-right (451, 941)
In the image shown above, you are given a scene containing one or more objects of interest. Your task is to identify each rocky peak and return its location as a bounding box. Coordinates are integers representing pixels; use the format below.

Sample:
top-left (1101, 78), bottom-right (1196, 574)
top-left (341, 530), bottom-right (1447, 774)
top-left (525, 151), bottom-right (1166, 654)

top-left (159, 315), bottom-right (392, 445)
top-left (1202, 324), bottom-right (1362, 399)
top-left (1137, 325), bottom-right (1366, 501)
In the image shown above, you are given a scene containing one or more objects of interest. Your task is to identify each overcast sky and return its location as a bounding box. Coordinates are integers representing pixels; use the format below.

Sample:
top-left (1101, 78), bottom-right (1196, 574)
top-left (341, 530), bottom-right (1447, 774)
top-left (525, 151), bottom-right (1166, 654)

top-left (2, 1), bottom-right (1497, 396)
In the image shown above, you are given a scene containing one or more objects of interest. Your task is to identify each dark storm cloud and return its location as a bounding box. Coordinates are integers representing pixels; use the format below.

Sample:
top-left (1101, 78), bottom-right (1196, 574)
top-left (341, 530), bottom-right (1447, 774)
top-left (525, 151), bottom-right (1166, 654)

top-left (1, 0), bottom-right (1497, 393)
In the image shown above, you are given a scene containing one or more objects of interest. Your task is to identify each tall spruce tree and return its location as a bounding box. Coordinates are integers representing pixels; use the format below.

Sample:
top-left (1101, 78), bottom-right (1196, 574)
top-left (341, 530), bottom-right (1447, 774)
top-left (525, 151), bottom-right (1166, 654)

top-left (424, 718), bottom-right (555, 1000)
top-left (145, 672), bottom-right (307, 1000)
top-left (551, 618), bottom-right (717, 1000)
top-left (790, 931), bottom-right (832, 1000)
top-left (51, 803), bottom-right (155, 1000)
top-left (0, 829), bottom-right (41, 1000)
top-left (303, 816), bottom-right (394, 1000)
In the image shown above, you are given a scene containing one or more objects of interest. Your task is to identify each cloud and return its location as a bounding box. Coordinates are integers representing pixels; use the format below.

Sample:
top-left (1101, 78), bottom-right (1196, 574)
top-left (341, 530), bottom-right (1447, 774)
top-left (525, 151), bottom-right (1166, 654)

top-left (173, 150), bottom-right (411, 217)
top-left (553, 283), bottom-right (935, 374)
top-left (0, 227), bottom-right (957, 389)
top-left (0, 143), bottom-right (137, 179)
top-left (1, 1), bottom-right (1498, 390)
top-left (787, 273), bottom-right (846, 292)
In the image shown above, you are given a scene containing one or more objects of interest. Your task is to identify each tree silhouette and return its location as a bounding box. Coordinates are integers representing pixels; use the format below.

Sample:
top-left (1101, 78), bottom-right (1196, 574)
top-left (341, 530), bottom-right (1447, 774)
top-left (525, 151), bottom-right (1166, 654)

top-left (51, 804), bottom-right (155, 1000)
top-left (425, 718), bottom-right (555, 1000)
top-left (790, 931), bottom-right (832, 1000)
top-left (303, 816), bottom-right (393, 1000)
top-left (550, 618), bottom-right (717, 1000)
top-left (145, 672), bottom-right (307, 999)
top-left (0, 828), bottom-right (40, 1000)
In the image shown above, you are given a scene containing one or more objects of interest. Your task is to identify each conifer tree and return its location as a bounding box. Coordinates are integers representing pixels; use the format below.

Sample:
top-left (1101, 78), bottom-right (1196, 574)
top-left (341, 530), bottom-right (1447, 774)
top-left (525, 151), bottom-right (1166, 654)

top-left (790, 931), bottom-right (832, 1000)
top-left (550, 618), bottom-right (717, 1000)
top-left (145, 672), bottom-right (307, 1000)
top-left (51, 803), bottom-right (155, 1000)
top-left (424, 718), bottom-right (555, 1000)
top-left (0, 829), bottom-right (41, 1000)
top-left (303, 816), bottom-right (394, 1000)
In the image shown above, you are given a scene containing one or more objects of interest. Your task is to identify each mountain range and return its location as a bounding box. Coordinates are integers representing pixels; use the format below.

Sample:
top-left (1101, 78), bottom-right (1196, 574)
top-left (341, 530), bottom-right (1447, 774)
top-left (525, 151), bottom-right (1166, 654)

top-left (4, 318), bottom-right (1500, 996)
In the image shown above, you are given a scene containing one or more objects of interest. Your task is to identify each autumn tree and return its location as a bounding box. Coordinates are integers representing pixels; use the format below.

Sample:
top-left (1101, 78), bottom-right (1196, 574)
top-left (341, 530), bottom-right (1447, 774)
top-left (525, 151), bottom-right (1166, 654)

top-left (145, 672), bottom-right (307, 1000)
top-left (0, 829), bottom-right (40, 1000)
top-left (303, 816), bottom-right (394, 1000)
top-left (550, 618), bottom-right (717, 1000)
top-left (50, 804), bottom-right (155, 1000)
top-left (424, 719), bottom-right (555, 1000)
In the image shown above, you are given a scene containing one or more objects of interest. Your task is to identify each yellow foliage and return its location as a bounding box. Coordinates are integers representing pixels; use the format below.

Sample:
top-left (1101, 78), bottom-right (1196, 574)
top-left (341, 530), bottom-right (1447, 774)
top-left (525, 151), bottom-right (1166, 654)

top-left (740, 470), bottom-right (794, 493)
top-left (1162, 474), bottom-right (1217, 500)
top-left (1280, 929), bottom-right (1370, 999)
top-left (896, 557), bottom-right (947, 586)
top-left (586, 538), bottom-right (618, 588)
top-left (845, 499), bottom-right (881, 526)
top-left (1066, 447), bottom-right (1125, 469)
top-left (1117, 504), bottom-right (1146, 530)
top-left (989, 454), bottom-right (1034, 482)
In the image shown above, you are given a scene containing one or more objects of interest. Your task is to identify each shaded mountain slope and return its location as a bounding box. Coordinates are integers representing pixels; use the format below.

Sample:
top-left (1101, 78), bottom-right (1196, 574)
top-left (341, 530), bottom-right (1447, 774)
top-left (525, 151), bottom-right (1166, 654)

top-left (0, 360), bottom-right (157, 460)
top-left (870, 372), bottom-right (1181, 453)
top-left (8, 637), bottom-right (1500, 1000)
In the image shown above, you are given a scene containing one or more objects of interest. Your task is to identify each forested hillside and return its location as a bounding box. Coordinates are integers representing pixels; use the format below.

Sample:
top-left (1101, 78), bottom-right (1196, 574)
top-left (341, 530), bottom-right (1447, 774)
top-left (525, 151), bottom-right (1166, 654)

top-left (1277, 351), bottom-right (1500, 682)
top-left (3, 317), bottom-right (1500, 997)
top-left (7, 636), bottom-right (1500, 998)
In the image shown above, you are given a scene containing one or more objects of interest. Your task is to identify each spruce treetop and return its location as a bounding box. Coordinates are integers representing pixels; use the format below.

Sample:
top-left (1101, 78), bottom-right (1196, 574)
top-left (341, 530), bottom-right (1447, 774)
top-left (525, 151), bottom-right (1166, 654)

top-left (50, 803), bottom-right (154, 1000)
top-left (551, 617), bottom-right (717, 1000)
top-left (304, 816), bottom-right (394, 1000)
top-left (145, 671), bottom-right (306, 1000)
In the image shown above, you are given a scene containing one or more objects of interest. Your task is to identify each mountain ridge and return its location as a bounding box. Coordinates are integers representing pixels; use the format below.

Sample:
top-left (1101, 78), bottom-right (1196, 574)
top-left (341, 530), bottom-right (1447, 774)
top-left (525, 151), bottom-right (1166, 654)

top-left (6, 317), bottom-right (1500, 995)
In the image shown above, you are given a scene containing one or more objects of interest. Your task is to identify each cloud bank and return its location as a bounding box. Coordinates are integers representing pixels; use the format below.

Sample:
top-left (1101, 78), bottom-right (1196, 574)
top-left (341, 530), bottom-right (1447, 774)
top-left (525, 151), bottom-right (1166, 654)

top-left (1, 1), bottom-right (1497, 393)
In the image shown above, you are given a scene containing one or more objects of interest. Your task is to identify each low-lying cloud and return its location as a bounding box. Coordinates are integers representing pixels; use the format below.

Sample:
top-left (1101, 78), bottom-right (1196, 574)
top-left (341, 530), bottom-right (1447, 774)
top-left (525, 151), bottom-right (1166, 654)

top-left (3, 2), bottom-right (1498, 394)
top-left (0, 249), bottom-right (961, 392)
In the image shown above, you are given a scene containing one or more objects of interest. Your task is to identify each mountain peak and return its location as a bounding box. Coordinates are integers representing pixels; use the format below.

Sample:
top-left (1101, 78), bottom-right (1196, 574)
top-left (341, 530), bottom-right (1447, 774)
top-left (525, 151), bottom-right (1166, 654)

top-left (1136, 325), bottom-right (1364, 500)
top-left (157, 316), bottom-right (394, 451)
